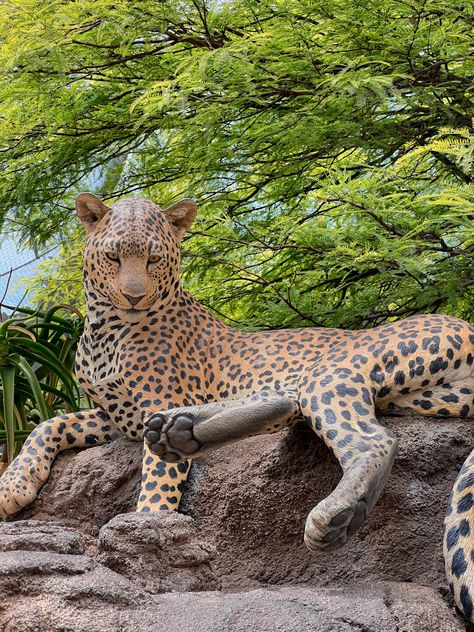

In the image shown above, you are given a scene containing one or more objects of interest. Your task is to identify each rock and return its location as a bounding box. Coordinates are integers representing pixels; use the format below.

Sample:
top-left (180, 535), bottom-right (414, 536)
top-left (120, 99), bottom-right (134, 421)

top-left (0, 579), bottom-right (465, 632)
top-left (0, 549), bottom-right (93, 580)
top-left (182, 415), bottom-right (474, 592)
top-left (149, 583), bottom-right (465, 632)
top-left (3, 413), bottom-right (474, 630)
top-left (0, 520), bottom-right (84, 554)
top-left (0, 551), bottom-right (151, 632)
top-left (97, 511), bottom-right (219, 592)
top-left (17, 438), bottom-right (142, 535)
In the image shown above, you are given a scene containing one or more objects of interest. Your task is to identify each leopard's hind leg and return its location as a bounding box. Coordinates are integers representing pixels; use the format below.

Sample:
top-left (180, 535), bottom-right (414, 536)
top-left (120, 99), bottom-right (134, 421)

top-left (300, 315), bottom-right (474, 553)
top-left (298, 362), bottom-right (397, 552)
top-left (379, 377), bottom-right (474, 418)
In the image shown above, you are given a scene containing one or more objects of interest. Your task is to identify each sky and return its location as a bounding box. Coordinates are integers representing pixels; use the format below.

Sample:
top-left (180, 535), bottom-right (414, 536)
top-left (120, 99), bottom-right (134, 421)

top-left (0, 237), bottom-right (58, 310)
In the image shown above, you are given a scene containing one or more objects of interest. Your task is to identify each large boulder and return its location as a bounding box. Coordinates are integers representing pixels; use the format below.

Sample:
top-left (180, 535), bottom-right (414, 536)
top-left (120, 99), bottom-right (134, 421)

top-left (96, 511), bottom-right (219, 592)
top-left (18, 438), bottom-right (142, 535)
top-left (2, 413), bottom-right (474, 631)
top-left (182, 415), bottom-right (473, 592)
top-left (0, 566), bottom-right (466, 632)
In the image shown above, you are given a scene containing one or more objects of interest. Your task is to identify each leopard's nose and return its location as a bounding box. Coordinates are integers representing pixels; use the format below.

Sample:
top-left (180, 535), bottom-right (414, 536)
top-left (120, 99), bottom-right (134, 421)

top-left (122, 293), bottom-right (145, 307)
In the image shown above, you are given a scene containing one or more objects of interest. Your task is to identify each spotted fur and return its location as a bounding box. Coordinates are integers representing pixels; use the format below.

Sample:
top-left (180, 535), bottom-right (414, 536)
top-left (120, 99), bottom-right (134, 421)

top-left (1, 194), bottom-right (473, 623)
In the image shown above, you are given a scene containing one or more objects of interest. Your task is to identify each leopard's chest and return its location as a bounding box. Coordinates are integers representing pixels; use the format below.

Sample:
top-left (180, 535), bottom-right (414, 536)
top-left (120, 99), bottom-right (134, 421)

top-left (76, 330), bottom-right (146, 438)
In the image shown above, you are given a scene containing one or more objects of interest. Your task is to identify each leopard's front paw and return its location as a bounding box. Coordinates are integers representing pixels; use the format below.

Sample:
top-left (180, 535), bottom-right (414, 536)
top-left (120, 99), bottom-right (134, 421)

top-left (144, 412), bottom-right (202, 462)
top-left (0, 462), bottom-right (45, 518)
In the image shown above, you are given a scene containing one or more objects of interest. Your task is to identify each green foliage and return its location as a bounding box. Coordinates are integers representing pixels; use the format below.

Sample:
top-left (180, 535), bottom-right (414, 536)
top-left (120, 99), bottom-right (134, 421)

top-left (0, 305), bottom-right (83, 465)
top-left (0, 0), bottom-right (473, 328)
top-left (22, 229), bottom-right (85, 311)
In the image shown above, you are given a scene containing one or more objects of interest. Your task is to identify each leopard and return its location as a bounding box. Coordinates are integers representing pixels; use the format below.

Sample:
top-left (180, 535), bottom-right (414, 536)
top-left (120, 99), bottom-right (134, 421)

top-left (1, 192), bottom-right (474, 622)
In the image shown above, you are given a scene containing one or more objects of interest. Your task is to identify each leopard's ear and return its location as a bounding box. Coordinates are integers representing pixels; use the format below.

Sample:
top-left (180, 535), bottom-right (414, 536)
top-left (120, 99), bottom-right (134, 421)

top-left (76, 193), bottom-right (111, 234)
top-left (162, 199), bottom-right (197, 241)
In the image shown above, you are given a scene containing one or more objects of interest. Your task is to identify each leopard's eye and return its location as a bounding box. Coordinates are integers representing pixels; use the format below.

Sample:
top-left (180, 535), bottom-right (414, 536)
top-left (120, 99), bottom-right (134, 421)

top-left (147, 254), bottom-right (163, 265)
top-left (105, 251), bottom-right (120, 263)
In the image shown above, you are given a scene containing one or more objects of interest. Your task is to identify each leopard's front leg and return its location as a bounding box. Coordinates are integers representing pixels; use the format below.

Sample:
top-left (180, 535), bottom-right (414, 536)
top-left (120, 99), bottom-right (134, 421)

top-left (0, 409), bottom-right (112, 518)
top-left (143, 390), bottom-right (300, 462)
top-left (136, 445), bottom-right (191, 512)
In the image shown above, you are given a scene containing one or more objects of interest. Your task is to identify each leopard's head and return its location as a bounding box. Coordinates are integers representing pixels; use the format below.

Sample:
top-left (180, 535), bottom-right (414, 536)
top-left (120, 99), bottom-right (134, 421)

top-left (76, 193), bottom-right (196, 322)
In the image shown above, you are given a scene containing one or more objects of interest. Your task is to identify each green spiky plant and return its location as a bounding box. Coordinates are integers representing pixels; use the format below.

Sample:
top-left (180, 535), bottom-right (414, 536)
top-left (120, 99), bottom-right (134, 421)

top-left (0, 303), bottom-right (84, 470)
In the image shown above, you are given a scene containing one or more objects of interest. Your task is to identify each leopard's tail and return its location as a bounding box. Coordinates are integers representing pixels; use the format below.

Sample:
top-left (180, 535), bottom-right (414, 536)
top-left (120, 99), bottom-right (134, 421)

top-left (444, 448), bottom-right (474, 622)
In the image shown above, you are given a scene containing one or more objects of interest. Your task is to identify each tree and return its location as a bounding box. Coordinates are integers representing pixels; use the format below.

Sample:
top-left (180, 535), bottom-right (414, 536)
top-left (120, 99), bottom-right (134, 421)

top-left (0, 0), bottom-right (473, 328)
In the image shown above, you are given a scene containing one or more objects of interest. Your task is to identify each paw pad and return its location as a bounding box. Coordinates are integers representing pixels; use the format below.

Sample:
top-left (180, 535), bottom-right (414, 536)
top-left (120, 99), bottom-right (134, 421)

top-left (304, 498), bottom-right (368, 553)
top-left (144, 413), bottom-right (202, 461)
